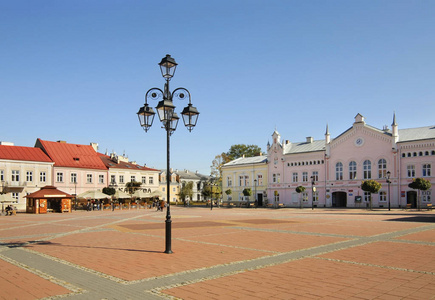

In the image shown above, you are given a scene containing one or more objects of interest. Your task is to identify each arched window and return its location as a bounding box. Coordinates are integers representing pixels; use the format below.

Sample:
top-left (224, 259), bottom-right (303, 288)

top-left (363, 160), bottom-right (372, 179)
top-left (336, 162), bottom-right (343, 180)
top-left (378, 159), bottom-right (387, 178)
top-left (349, 161), bottom-right (357, 180)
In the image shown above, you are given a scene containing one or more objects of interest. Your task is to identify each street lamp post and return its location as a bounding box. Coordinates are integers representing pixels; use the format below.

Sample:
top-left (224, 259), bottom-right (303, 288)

top-left (254, 179), bottom-right (257, 208)
top-left (386, 171), bottom-right (391, 211)
top-left (310, 176), bottom-right (316, 210)
top-left (137, 54), bottom-right (199, 254)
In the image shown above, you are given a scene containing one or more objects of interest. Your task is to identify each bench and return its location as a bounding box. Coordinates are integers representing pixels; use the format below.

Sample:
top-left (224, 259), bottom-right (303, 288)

top-left (278, 203), bottom-right (284, 208)
top-left (405, 203), bottom-right (412, 210)
top-left (426, 203), bottom-right (433, 210)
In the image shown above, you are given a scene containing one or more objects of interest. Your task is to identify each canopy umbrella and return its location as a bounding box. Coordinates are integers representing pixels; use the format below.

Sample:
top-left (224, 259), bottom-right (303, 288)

top-left (132, 189), bottom-right (152, 198)
top-left (78, 190), bottom-right (109, 199)
top-left (113, 190), bottom-right (131, 199)
top-left (149, 190), bottom-right (165, 198)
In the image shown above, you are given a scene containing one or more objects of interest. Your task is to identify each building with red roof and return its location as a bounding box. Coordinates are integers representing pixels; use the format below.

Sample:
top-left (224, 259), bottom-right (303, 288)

top-left (35, 139), bottom-right (108, 198)
top-left (25, 185), bottom-right (73, 214)
top-left (98, 152), bottom-right (160, 197)
top-left (0, 143), bottom-right (54, 211)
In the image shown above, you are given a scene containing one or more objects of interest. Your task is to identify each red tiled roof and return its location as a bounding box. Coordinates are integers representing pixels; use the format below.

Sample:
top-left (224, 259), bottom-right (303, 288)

top-left (98, 153), bottom-right (160, 172)
top-left (0, 145), bottom-right (53, 163)
top-left (35, 139), bottom-right (107, 170)
top-left (26, 185), bottom-right (73, 198)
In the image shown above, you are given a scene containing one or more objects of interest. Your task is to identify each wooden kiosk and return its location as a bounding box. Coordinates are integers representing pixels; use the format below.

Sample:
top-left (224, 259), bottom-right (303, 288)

top-left (26, 186), bottom-right (73, 214)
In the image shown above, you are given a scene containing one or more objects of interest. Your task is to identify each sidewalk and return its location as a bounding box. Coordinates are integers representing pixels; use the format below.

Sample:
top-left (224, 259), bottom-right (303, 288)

top-left (0, 207), bottom-right (434, 299)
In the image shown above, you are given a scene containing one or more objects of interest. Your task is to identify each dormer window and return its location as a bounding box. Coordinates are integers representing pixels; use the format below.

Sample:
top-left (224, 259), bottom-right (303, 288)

top-left (73, 157), bottom-right (80, 161)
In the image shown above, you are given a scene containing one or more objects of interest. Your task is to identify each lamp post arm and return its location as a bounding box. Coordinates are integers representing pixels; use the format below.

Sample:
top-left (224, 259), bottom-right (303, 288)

top-left (145, 88), bottom-right (165, 103)
top-left (171, 87), bottom-right (191, 103)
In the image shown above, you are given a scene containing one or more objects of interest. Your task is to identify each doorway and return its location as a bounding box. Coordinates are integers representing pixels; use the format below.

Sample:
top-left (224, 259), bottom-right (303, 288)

top-left (332, 192), bottom-right (347, 207)
top-left (257, 193), bottom-right (263, 207)
top-left (407, 191), bottom-right (417, 208)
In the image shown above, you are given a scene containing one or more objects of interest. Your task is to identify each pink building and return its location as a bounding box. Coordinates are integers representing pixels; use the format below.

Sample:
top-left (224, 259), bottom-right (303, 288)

top-left (267, 113), bottom-right (434, 208)
top-left (35, 139), bottom-right (108, 197)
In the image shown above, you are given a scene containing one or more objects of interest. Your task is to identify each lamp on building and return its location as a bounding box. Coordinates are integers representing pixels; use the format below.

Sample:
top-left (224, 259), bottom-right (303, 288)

top-left (386, 171), bottom-right (391, 211)
top-left (137, 55), bottom-right (199, 254)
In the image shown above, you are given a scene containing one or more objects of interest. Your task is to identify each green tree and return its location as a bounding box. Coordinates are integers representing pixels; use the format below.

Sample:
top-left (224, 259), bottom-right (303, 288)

top-left (408, 178), bottom-right (432, 210)
top-left (179, 181), bottom-right (194, 206)
top-left (210, 153), bottom-right (230, 180)
top-left (226, 144), bottom-right (263, 161)
top-left (296, 186), bottom-right (306, 208)
top-left (125, 181), bottom-right (142, 194)
top-left (361, 180), bottom-right (382, 210)
top-left (243, 188), bottom-right (252, 207)
top-left (102, 187), bottom-right (116, 196)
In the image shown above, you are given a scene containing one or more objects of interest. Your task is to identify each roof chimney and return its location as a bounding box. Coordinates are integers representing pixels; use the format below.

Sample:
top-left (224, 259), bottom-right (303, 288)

top-left (306, 137), bottom-right (313, 143)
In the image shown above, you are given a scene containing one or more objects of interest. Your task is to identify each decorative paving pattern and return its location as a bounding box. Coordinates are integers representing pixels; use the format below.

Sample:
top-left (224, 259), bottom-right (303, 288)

top-left (0, 208), bottom-right (434, 299)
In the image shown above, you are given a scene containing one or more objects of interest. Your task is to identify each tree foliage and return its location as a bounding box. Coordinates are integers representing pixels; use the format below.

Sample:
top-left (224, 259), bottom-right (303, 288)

top-left (408, 178), bottom-right (432, 191)
top-left (225, 189), bottom-right (232, 195)
top-left (295, 186), bottom-right (306, 193)
top-left (242, 188), bottom-right (252, 197)
top-left (226, 144), bottom-right (263, 161)
top-left (125, 181), bottom-right (142, 194)
top-left (179, 181), bottom-right (194, 202)
top-left (361, 180), bottom-right (382, 194)
top-left (102, 187), bottom-right (116, 196)
top-left (210, 153), bottom-right (230, 179)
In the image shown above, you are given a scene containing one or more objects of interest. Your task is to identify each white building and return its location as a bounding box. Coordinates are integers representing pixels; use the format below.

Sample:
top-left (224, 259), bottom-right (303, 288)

top-left (0, 142), bottom-right (54, 210)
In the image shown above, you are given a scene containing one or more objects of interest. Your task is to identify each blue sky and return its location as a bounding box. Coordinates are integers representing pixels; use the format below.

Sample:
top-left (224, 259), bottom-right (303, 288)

top-left (1, 1), bottom-right (434, 175)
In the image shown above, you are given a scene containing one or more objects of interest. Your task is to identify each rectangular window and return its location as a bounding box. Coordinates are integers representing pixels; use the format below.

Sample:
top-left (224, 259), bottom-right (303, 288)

top-left (71, 173), bottom-right (77, 183)
top-left (312, 191), bottom-right (319, 202)
top-left (272, 174), bottom-right (277, 183)
top-left (302, 172), bottom-right (308, 182)
top-left (142, 176), bottom-right (146, 184)
top-left (12, 170), bottom-right (20, 182)
top-left (239, 176), bottom-right (244, 186)
top-left (0, 170), bottom-right (4, 181)
top-left (422, 190), bottom-right (431, 202)
top-left (12, 192), bottom-right (19, 200)
top-left (276, 173), bottom-right (280, 183)
top-left (99, 175), bottom-right (104, 184)
top-left (363, 191), bottom-right (370, 202)
top-left (292, 172), bottom-right (298, 183)
top-left (26, 171), bottom-right (33, 182)
top-left (119, 175), bottom-right (124, 184)
top-left (349, 161), bottom-right (357, 180)
top-left (244, 176), bottom-right (249, 186)
top-left (257, 174), bottom-right (263, 186)
top-left (40, 172), bottom-right (46, 182)
top-left (312, 171), bottom-right (319, 182)
top-left (407, 165), bottom-right (415, 178)
top-left (423, 164), bottom-right (431, 177)
top-left (131, 176), bottom-right (136, 182)
top-left (302, 191), bottom-right (308, 202)
top-left (149, 177), bottom-right (154, 184)
top-left (336, 163), bottom-right (343, 180)
top-left (87, 174), bottom-right (92, 183)
top-left (110, 175), bottom-right (116, 184)
top-left (363, 160), bottom-right (372, 179)
top-left (379, 191), bottom-right (387, 202)
top-left (56, 172), bottom-right (63, 182)
top-left (227, 176), bottom-right (232, 187)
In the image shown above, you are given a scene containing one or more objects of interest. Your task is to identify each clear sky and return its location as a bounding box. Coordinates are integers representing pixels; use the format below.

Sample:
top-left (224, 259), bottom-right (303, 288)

top-left (1, 1), bottom-right (434, 175)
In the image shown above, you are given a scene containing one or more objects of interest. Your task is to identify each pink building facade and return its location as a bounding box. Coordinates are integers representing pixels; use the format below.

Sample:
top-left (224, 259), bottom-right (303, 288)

top-left (267, 113), bottom-right (434, 208)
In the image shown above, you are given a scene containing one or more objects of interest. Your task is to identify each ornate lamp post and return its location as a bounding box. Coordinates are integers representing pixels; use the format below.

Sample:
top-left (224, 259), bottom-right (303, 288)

top-left (254, 179), bottom-right (257, 208)
top-left (137, 55), bottom-right (199, 254)
top-left (386, 171), bottom-right (391, 211)
top-left (310, 175), bottom-right (316, 210)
